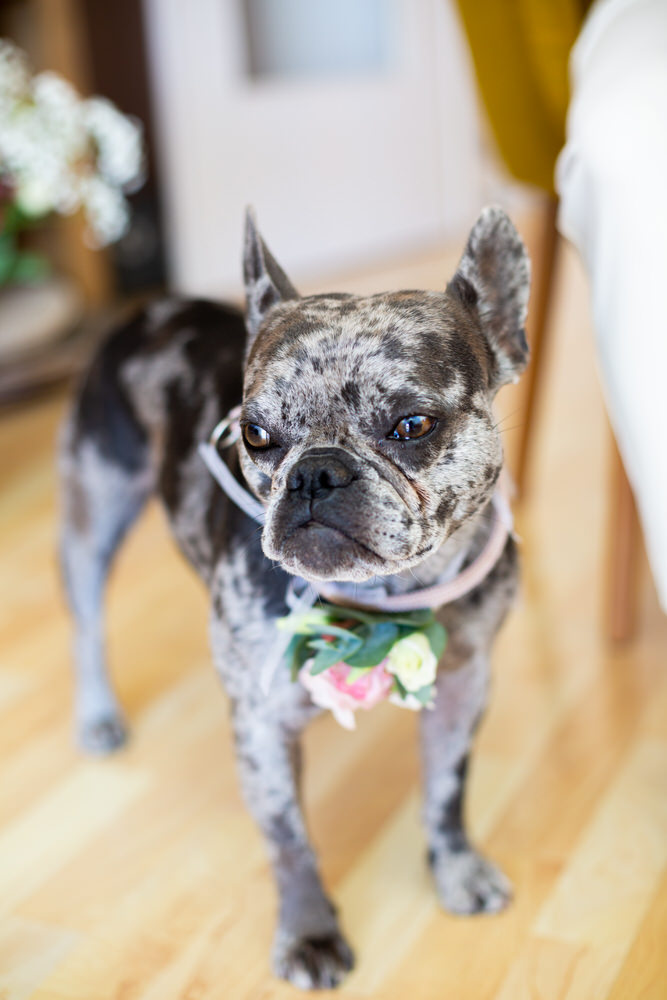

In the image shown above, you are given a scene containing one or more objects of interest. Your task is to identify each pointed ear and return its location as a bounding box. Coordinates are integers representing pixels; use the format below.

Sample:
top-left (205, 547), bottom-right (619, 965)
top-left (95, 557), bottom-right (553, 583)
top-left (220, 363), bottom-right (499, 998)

top-left (243, 208), bottom-right (299, 348)
top-left (448, 206), bottom-right (531, 389)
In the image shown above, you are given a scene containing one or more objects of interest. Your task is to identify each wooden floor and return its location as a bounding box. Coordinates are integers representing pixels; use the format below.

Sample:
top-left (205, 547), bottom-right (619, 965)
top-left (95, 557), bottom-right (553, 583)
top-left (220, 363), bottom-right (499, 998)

top-left (1, 234), bottom-right (666, 999)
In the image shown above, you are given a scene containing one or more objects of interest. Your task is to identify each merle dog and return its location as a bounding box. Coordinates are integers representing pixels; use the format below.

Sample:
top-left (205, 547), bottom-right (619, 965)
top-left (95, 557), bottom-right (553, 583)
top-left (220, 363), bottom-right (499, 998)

top-left (60, 206), bottom-right (529, 989)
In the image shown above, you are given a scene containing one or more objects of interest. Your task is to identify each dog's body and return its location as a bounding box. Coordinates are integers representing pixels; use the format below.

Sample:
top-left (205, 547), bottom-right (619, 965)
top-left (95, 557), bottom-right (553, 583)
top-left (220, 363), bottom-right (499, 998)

top-left (61, 207), bottom-right (529, 989)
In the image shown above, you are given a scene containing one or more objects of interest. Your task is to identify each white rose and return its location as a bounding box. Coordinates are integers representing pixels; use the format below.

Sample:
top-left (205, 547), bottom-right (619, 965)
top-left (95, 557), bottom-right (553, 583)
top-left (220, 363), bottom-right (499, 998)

top-left (386, 632), bottom-right (438, 692)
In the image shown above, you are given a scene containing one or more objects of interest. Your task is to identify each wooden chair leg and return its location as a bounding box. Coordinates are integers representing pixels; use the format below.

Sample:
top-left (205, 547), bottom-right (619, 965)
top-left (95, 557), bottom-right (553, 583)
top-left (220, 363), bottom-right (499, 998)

top-left (515, 195), bottom-right (560, 495)
top-left (607, 439), bottom-right (641, 642)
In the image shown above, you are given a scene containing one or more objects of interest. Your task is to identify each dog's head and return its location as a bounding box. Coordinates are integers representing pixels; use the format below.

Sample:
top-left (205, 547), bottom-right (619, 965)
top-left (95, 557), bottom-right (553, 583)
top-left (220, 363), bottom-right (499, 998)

top-left (237, 207), bottom-right (530, 582)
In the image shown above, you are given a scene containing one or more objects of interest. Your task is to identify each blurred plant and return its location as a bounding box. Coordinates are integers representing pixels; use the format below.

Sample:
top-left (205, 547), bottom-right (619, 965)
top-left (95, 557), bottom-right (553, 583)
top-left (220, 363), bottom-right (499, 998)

top-left (0, 38), bottom-right (145, 286)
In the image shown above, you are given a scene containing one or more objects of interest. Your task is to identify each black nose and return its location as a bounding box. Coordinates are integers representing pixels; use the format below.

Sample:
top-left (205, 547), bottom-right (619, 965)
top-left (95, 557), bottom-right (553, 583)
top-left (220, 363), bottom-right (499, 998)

top-left (287, 451), bottom-right (355, 499)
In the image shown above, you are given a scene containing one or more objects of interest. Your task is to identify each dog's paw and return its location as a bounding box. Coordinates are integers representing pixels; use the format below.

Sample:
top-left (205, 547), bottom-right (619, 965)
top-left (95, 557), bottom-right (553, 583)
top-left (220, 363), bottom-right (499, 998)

top-left (77, 714), bottom-right (128, 755)
top-left (273, 931), bottom-right (355, 990)
top-left (431, 848), bottom-right (512, 915)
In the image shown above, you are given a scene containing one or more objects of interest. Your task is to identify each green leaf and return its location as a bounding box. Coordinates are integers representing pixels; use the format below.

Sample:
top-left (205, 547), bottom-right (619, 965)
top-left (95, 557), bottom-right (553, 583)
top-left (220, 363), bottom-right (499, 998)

top-left (343, 622), bottom-right (399, 668)
top-left (0, 229), bottom-right (50, 286)
top-left (309, 645), bottom-right (347, 674)
top-left (313, 622), bottom-right (360, 641)
top-left (1, 203), bottom-right (25, 235)
top-left (3, 201), bottom-right (37, 233)
top-left (393, 675), bottom-right (408, 699)
top-left (307, 637), bottom-right (341, 652)
top-left (11, 250), bottom-right (49, 284)
top-left (308, 632), bottom-right (361, 654)
top-left (419, 622), bottom-right (448, 660)
top-left (412, 683), bottom-right (436, 706)
top-left (387, 609), bottom-right (437, 627)
top-left (278, 611), bottom-right (359, 642)
top-left (0, 231), bottom-right (17, 285)
top-left (285, 634), bottom-right (310, 681)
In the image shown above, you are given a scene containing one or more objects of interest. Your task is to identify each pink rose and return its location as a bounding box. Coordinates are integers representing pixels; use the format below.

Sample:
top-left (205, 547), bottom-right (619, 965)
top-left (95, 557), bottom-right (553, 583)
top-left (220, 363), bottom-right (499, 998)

top-left (299, 660), bottom-right (394, 729)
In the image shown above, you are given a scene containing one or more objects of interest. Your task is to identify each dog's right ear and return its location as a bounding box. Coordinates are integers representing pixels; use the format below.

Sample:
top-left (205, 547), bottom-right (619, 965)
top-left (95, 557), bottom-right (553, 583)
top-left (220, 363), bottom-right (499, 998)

top-left (448, 206), bottom-right (530, 390)
top-left (243, 208), bottom-right (299, 349)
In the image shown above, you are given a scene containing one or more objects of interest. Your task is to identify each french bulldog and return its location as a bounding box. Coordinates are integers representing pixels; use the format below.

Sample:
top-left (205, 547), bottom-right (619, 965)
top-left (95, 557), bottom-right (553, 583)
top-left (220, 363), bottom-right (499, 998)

top-left (60, 205), bottom-right (530, 989)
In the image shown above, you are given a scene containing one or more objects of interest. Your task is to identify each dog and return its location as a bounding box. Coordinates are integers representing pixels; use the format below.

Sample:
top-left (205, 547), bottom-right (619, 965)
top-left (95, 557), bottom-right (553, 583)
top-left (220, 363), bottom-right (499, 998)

top-left (60, 205), bottom-right (530, 990)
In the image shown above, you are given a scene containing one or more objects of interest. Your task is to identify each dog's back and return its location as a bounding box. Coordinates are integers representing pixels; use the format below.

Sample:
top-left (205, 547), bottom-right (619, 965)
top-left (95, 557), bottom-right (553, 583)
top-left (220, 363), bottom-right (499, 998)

top-left (60, 298), bottom-right (245, 751)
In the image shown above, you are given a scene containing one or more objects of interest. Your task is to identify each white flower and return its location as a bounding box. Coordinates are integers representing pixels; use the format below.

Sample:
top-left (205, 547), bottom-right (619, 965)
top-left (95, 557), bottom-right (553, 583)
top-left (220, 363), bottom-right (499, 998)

top-left (83, 97), bottom-right (144, 188)
top-left (390, 691), bottom-right (427, 711)
top-left (386, 632), bottom-right (438, 692)
top-left (80, 175), bottom-right (129, 247)
top-left (32, 71), bottom-right (82, 155)
top-left (0, 40), bottom-right (145, 246)
top-left (0, 39), bottom-right (30, 110)
top-left (16, 176), bottom-right (56, 217)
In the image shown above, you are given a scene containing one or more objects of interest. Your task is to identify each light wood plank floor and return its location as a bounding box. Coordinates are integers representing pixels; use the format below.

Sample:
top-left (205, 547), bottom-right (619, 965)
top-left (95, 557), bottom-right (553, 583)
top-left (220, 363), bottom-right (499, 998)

top-left (1, 233), bottom-right (666, 999)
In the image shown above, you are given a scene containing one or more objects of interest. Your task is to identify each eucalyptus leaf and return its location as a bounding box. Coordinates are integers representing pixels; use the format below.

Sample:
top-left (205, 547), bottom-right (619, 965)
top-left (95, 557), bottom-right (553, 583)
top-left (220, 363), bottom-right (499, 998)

top-left (386, 609), bottom-right (437, 627)
top-left (311, 622), bottom-right (360, 641)
top-left (311, 623), bottom-right (358, 643)
top-left (344, 622), bottom-right (399, 668)
top-left (307, 638), bottom-right (342, 652)
top-left (284, 633), bottom-right (310, 681)
top-left (419, 622), bottom-right (448, 660)
top-left (413, 683), bottom-right (436, 706)
top-left (393, 675), bottom-right (408, 699)
top-left (307, 634), bottom-right (361, 658)
top-left (309, 645), bottom-right (347, 674)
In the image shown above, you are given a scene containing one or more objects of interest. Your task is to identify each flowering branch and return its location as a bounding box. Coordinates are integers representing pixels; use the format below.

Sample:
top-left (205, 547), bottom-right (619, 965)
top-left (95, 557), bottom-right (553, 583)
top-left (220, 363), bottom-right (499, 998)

top-left (0, 38), bottom-right (145, 285)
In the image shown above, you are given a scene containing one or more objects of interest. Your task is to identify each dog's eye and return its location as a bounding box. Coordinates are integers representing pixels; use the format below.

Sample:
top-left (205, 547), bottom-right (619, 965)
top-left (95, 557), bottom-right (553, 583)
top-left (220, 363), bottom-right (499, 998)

top-left (243, 423), bottom-right (271, 449)
top-left (390, 415), bottom-right (435, 440)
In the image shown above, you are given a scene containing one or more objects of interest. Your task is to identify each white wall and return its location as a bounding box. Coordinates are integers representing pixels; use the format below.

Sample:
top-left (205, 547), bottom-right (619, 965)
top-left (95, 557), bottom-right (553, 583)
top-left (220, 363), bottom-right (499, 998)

top-left (143, 0), bottom-right (485, 298)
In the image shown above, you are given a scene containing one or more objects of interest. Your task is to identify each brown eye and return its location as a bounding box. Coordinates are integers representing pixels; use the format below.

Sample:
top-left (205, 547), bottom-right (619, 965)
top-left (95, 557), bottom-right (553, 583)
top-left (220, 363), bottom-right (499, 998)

top-left (390, 415), bottom-right (435, 440)
top-left (243, 423), bottom-right (271, 449)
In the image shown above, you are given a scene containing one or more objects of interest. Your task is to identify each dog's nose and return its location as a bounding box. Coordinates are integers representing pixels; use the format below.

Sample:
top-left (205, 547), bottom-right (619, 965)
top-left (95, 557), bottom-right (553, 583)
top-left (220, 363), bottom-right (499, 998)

top-left (287, 451), bottom-right (355, 499)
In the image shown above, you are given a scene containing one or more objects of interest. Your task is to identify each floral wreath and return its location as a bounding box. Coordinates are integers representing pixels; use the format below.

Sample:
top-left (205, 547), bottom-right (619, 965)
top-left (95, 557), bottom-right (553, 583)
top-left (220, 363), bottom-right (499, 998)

top-left (277, 603), bottom-right (446, 729)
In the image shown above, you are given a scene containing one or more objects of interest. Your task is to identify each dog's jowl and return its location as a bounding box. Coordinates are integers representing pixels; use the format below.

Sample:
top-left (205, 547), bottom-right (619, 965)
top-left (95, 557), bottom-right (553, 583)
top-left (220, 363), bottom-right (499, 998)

top-left (60, 206), bottom-right (530, 990)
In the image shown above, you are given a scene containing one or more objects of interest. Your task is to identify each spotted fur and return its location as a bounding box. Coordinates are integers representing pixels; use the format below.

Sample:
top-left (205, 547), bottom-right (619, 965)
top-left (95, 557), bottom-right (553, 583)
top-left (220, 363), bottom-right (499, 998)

top-left (60, 207), bottom-right (529, 989)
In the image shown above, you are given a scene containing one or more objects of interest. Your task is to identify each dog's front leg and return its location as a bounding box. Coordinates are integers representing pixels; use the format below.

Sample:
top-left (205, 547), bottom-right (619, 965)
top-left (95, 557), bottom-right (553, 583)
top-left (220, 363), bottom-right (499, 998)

top-left (231, 698), bottom-right (354, 988)
top-left (420, 648), bottom-right (512, 915)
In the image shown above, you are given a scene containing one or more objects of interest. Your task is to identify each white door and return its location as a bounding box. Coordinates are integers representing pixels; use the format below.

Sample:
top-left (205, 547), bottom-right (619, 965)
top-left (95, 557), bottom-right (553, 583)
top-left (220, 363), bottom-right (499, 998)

top-left (143, 0), bottom-right (482, 297)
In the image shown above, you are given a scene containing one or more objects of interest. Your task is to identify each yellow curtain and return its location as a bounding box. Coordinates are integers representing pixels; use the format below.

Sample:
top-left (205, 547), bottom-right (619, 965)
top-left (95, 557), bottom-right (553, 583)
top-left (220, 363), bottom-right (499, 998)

top-left (455, 0), bottom-right (591, 192)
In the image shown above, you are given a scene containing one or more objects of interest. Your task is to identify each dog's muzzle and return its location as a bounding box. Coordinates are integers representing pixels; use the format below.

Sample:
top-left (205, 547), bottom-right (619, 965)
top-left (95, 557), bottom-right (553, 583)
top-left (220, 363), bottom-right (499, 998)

top-left (286, 448), bottom-right (356, 501)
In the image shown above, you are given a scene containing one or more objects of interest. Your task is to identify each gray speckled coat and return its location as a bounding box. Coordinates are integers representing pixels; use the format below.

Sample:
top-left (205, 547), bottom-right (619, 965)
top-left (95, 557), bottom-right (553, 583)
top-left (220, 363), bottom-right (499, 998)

top-left (60, 206), bottom-right (530, 990)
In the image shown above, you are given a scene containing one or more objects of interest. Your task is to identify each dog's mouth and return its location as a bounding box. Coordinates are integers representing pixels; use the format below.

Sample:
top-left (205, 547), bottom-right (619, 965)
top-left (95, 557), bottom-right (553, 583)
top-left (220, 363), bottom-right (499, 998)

top-left (260, 466), bottom-right (427, 582)
top-left (274, 518), bottom-right (386, 582)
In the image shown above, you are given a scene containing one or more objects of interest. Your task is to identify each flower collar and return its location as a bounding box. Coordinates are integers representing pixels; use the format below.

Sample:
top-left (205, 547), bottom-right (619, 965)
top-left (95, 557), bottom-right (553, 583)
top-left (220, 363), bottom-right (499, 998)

top-left (276, 602), bottom-right (445, 729)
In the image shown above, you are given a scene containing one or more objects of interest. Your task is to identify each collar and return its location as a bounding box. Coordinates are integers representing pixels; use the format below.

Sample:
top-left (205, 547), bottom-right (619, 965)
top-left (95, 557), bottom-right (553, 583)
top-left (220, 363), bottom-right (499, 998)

top-left (198, 406), bottom-right (512, 614)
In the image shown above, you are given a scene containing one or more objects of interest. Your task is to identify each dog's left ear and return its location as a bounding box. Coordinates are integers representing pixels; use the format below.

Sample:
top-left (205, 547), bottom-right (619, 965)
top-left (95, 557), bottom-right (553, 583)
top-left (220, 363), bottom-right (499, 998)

top-left (243, 208), bottom-right (299, 349)
top-left (448, 206), bottom-right (531, 389)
